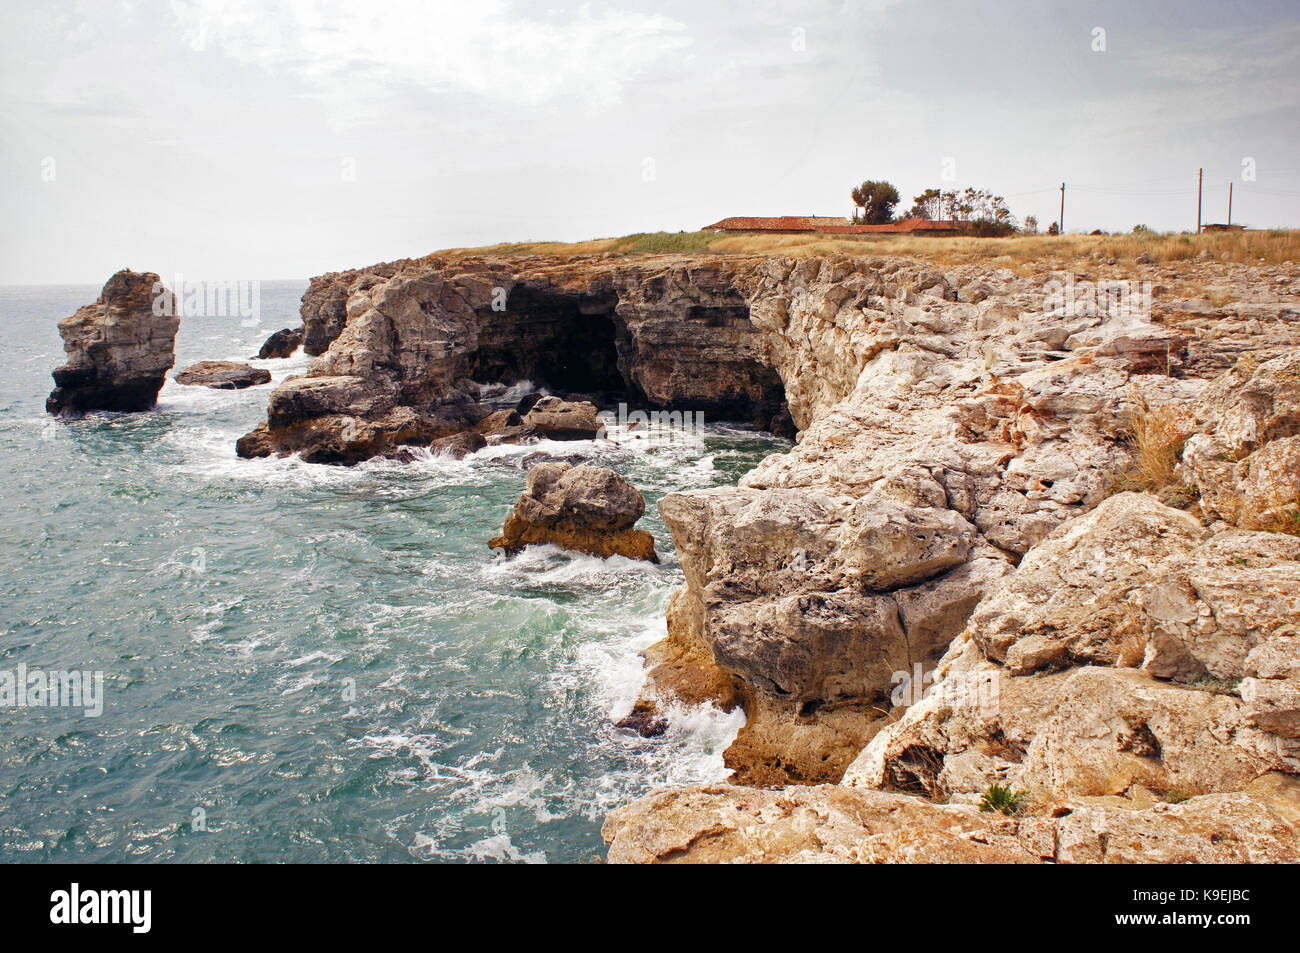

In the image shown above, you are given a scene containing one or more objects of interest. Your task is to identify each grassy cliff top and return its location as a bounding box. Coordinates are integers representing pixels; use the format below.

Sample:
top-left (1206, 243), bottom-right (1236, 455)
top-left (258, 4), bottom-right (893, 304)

top-left (434, 228), bottom-right (1300, 267)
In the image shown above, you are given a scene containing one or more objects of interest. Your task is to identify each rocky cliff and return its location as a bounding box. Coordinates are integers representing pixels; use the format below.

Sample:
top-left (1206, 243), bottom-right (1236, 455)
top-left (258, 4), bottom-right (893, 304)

top-left (600, 254), bottom-right (1300, 863)
top-left (254, 247), bottom-right (1300, 861)
top-left (47, 269), bottom-right (180, 415)
top-left (237, 255), bottom-right (795, 463)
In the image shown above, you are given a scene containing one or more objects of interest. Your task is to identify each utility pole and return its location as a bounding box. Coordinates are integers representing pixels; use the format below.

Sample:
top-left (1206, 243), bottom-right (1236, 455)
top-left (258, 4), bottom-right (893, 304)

top-left (1197, 168), bottom-right (1203, 233)
top-left (1228, 181), bottom-right (1233, 226)
top-left (1059, 182), bottom-right (1065, 234)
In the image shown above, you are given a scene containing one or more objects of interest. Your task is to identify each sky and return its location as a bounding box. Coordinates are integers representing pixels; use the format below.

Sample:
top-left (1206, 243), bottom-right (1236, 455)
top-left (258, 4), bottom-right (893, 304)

top-left (2, 0), bottom-right (1299, 284)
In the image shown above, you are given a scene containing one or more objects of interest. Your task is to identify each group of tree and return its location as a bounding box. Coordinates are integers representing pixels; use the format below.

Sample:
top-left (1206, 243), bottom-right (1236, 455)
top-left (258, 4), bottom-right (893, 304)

top-left (850, 178), bottom-right (1029, 235)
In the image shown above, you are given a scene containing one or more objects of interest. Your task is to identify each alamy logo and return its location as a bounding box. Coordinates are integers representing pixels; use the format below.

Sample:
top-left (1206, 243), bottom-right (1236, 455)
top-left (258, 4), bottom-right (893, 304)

top-left (50, 883), bottom-right (151, 933)
top-left (596, 403), bottom-right (705, 440)
top-left (151, 272), bottom-right (260, 323)
top-left (1043, 273), bottom-right (1153, 328)
top-left (891, 662), bottom-right (1000, 713)
top-left (0, 664), bottom-right (103, 717)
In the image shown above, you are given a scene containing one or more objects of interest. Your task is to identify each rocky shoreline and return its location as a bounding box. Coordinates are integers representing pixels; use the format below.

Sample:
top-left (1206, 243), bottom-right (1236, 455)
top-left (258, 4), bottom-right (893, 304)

top-left (48, 248), bottom-right (1300, 862)
top-left (259, 248), bottom-right (1300, 861)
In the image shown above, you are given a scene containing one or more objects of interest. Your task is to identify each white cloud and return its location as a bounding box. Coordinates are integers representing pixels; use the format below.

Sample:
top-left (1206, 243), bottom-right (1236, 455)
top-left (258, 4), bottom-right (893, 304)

top-left (168, 0), bottom-right (694, 119)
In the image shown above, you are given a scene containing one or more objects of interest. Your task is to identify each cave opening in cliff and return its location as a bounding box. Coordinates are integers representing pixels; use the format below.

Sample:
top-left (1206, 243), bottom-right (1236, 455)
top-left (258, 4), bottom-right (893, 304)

top-left (470, 288), bottom-right (629, 401)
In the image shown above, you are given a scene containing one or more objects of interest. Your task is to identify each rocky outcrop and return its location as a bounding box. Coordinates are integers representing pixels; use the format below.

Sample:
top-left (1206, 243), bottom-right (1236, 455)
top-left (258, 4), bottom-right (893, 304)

top-left (175, 361), bottom-right (272, 389)
top-left (256, 326), bottom-right (303, 359)
top-left (274, 243), bottom-right (1300, 862)
top-left (490, 463), bottom-right (657, 562)
top-left (1179, 348), bottom-right (1300, 531)
top-left (235, 375), bottom-right (487, 464)
top-left (599, 251), bottom-right (1300, 863)
top-left (608, 486), bottom-right (1300, 862)
top-left (602, 782), bottom-right (1300, 863)
top-left (47, 270), bottom-right (180, 415)
top-left (245, 255), bottom-right (795, 462)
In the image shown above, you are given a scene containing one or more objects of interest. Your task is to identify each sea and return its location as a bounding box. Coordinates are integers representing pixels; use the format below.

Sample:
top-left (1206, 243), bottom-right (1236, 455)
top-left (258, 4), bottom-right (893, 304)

top-left (0, 279), bottom-right (788, 863)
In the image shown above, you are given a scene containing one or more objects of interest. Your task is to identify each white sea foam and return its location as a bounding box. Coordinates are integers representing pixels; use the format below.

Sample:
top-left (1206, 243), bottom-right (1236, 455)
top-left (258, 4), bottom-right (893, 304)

top-left (465, 832), bottom-right (546, 864)
top-left (479, 543), bottom-right (666, 586)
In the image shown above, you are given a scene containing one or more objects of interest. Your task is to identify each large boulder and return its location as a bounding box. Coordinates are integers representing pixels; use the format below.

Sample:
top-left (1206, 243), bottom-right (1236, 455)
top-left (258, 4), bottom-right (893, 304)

top-left (522, 396), bottom-right (603, 440)
top-left (175, 361), bottom-right (271, 390)
top-left (963, 493), bottom-right (1300, 697)
top-left (46, 270), bottom-right (180, 415)
top-left (489, 463), bottom-right (657, 561)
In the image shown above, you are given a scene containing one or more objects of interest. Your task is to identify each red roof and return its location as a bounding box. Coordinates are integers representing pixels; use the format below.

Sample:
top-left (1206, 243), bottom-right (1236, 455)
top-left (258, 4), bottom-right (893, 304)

top-left (702, 216), bottom-right (840, 232)
top-left (702, 216), bottom-right (960, 234)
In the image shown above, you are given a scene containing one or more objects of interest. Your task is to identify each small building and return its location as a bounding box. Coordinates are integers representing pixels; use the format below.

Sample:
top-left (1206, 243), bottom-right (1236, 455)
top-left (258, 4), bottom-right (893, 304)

top-left (702, 216), bottom-right (962, 235)
top-left (1201, 223), bottom-right (1245, 232)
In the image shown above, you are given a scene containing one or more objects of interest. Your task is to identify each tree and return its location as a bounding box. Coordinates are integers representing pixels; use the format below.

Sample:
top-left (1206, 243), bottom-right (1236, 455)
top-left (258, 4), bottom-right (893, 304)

top-left (908, 188), bottom-right (941, 220)
top-left (850, 180), bottom-right (900, 224)
top-left (1023, 215), bottom-right (1038, 234)
top-left (1047, 221), bottom-right (1061, 235)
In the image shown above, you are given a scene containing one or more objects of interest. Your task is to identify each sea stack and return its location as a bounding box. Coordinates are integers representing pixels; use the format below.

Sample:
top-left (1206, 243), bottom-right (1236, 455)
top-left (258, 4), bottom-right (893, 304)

top-left (46, 269), bottom-right (180, 415)
top-left (490, 463), bottom-right (658, 562)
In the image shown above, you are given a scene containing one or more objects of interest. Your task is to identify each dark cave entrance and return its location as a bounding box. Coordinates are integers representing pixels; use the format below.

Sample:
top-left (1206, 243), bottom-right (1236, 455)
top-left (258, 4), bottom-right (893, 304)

top-left (466, 283), bottom-right (796, 436)
top-left (469, 287), bottom-right (629, 402)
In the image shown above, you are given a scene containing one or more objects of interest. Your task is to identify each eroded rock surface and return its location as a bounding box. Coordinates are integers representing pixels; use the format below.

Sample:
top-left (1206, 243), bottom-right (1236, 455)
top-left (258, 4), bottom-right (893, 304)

top-left (175, 361), bottom-right (271, 389)
top-left (47, 270), bottom-right (180, 415)
top-left (600, 253), bottom-right (1300, 863)
top-left (1179, 348), bottom-right (1300, 530)
top-left (603, 782), bottom-right (1299, 864)
top-left (490, 463), bottom-right (657, 562)
top-left (244, 255), bottom-right (799, 463)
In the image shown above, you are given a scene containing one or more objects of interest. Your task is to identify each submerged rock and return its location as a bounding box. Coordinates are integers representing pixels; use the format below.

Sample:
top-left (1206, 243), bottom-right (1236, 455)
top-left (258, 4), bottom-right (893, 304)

top-left (46, 269), bottom-right (180, 415)
top-left (429, 430), bottom-right (486, 459)
top-left (256, 326), bottom-right (303, 359)
top-left (615, 704), bottom-right (669, 738)
top-left (489, 463), bottom-right (657, 562)
top-left (175, 361), bottom-right (272, 390)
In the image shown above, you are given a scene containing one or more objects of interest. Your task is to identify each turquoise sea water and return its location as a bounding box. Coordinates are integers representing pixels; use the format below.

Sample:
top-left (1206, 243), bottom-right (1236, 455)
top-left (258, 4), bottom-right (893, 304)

top-left (0, 280), bottom-right (788, 863)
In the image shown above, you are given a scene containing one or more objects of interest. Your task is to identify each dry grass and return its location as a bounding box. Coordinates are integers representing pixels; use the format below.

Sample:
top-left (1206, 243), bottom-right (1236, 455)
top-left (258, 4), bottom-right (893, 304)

top-left (434, 229), bottom-right (1300, 266)
top-left (1116, 628), bottom-right (1147, 668)
top-left (1110, 391), bottom-right (1196, 498)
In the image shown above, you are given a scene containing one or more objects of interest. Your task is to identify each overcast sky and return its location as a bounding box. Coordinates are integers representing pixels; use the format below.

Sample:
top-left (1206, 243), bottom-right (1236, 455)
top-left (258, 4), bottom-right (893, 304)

top-left (3, 0), bottom-right (1298, 284)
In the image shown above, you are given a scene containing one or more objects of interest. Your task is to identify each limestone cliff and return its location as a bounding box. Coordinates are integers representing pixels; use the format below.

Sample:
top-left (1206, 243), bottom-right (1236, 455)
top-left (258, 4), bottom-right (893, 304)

top-left (251, 247), bottom-right (1300, 861)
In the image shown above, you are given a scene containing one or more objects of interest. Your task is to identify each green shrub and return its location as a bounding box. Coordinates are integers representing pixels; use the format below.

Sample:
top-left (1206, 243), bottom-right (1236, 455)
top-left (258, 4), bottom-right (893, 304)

top-left (979, 782), bottom-right (1028, 815)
